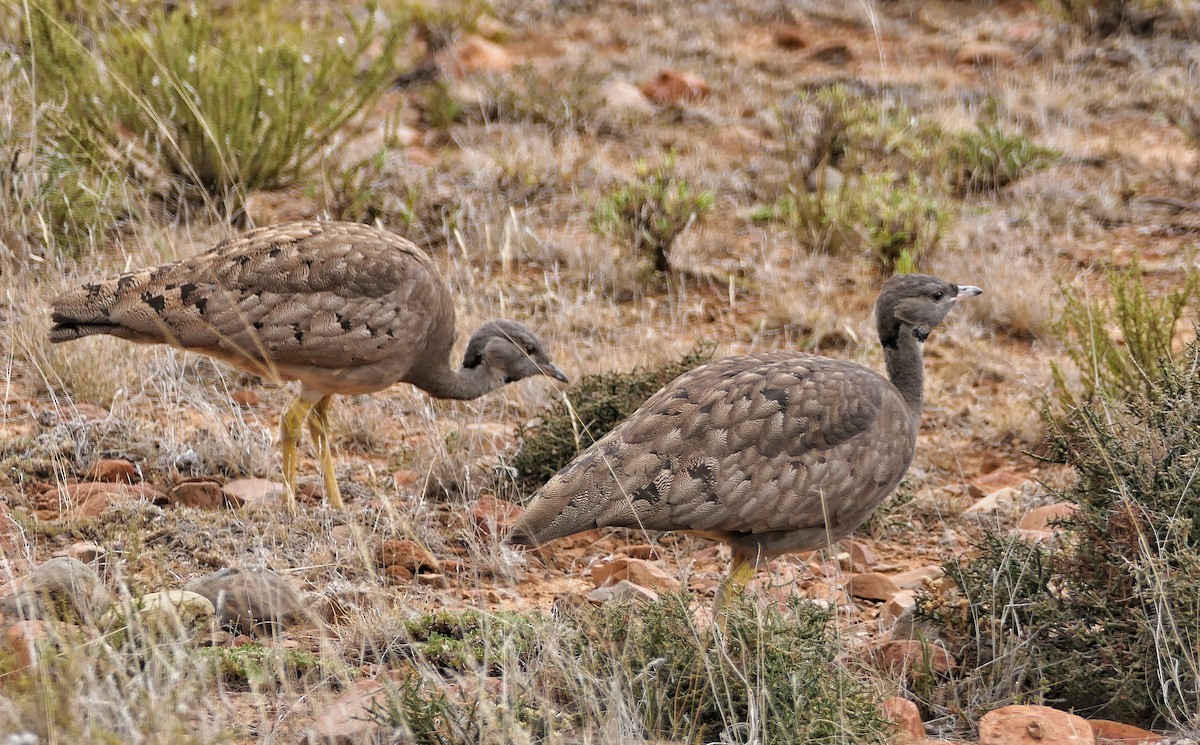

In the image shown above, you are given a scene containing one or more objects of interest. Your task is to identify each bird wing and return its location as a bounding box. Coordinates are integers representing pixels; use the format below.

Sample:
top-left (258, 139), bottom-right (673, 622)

top-left (51, 222), bottom-right (449, 372)
top-left (513, 352), bottom-right (916, 545)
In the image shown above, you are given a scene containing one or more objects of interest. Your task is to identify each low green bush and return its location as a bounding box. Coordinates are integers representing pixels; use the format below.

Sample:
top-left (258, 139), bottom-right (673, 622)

top-left (921, 339), bottom-right (1200, 728)
top-left (593, 156), bottom-right (714, 275)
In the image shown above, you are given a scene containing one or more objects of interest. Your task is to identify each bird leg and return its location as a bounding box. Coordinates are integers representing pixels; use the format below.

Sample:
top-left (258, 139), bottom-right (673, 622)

top-left (280, 395), bottom-right (316, 513)
top-left (307, 395), bottom-right (344, 509)
top-left (714, 547), bottom-right (759, 633)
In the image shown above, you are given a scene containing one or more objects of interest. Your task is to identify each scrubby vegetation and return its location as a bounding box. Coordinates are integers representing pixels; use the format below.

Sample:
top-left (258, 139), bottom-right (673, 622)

top-left (593, 155), bottom-right (714, 275)
top-left (366, 596), bottom-right (890, 744)
top-left (506, 343), bottom-right (716, 497)
top-left (922, 338), bottom-right (1200, 728)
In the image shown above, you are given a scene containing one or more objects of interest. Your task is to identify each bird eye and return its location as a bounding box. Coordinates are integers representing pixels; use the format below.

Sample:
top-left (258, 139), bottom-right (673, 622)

top-left (524, 345), bottom-right (536, 355)
top-left (932, 290), bottom-right (944, 301)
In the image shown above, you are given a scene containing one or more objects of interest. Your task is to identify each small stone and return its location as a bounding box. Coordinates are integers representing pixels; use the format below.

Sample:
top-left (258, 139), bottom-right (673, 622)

top-left (597, 79), bottom-right (654, 115)
top-left (184, 567), bottom-right (307, 635)
top-left (383, 565), bottom-right (414, 584)
top-left (86, 459), bottom-right (138, 483)
top-left (971, 467), bottom-right (1027, 495)
top-left (773, 25), bottom-right (809, 50)
top-left (590, 557), bottom-right (682, 592)
top-left (882, 696), bottom-right (925, 740)
top-left (1088, 719), bottom-right (1163, 744)
top-left (872, 639), bottom-right (955, 677)
top-left (374, 539), bottom-right (441, 573)
top-left (845, 572), bottom-right (899, 601)
top-left (638, 69), bottom-right (710, 105)
top-left (621, 544), bottom-right (661, 561)
top-left (303, 680), bottom-right (389, 744)
top-left (222, 478), bottom-right (285, 511)
top-left (809, 39), bottom-right (853, 65)
top-left (135, 590), bottom-right (215, 641)
top-left (842, 539), bottom-right (878, 571)
top-left (52, 482), bottom-right (167, 518)
top-left (978, 705), bottom-right (1092, 745)
top-left (441, 34), bottom-right (512, 76)
top-left (0, 557), bottom-right (109, 624)
top-left (61, 542), bottom-right (107, 569)
top-left (1018, 502), bottom-right (1079, 531)
top-left (468, 495), bottom-right (524, 538)
top-left (392, 470), bottom-right (419, 488)
top-left (230, 389), bottom-right (260, 407)
top-left (3, 620), bottom-right (52, 672)
top-left (880, 589), bottom-right (917, 626)
top-left (955, 40), bottom-right (1020, 68)
top-left (965, 486), bottom-right (1023, 515)
top-left (168, 479), bottom-right (229, 510)
top-left (588, 579), bottom-right (659, 605)
top-left (891, 565), bottom-right (945, 590)
top-left (806, 165), bottom-right (845, 193)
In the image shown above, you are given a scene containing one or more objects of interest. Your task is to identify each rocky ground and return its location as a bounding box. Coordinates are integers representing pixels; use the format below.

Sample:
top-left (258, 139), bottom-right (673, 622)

top-left (2, 0), bottom-right (1199, 742)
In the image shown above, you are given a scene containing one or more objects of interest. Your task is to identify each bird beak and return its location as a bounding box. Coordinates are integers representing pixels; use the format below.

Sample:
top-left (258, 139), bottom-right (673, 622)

top-left (953, 285), bottom-right (983, 302)
top-left (540, 363), bottom-right (569, 383)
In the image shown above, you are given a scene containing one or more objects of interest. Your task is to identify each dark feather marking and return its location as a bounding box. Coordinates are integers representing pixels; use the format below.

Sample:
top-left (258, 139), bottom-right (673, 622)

top-left (144, 293), bottom-right (167, 312)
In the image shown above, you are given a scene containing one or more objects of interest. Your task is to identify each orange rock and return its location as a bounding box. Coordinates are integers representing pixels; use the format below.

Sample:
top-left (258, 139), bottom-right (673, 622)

top-left (442, 34), bottom-right (512, 76)
top-left (773, 25), bottom-right (809, 50)
top-left (167, 479), bottom-right (229, 510)
top-left (891, 565), bottom-right (944, 590)
top-left (392, 470), bottom-right (420, 488)
top-left (375, 539), bottom-right (441, 573)
top-left (1089, 719), bottom-right (1163, 744)
top-left (808, 39), bottom-right (853, 65)
top-left (638, 69), bottom-right (710, 105)
top-left (872, 639), bottom-right (955, 676)
top-left (52, 482), bottom-right (167, 518)
top-left (880, 589), bottom-right (917, 626)
top-left (230, 389), bottom-right (260, 407)
top-left (222, 478), bottom-right (284, 510)
top-left (882, 696), bottom-right (925, 740)
top-left (971, 466), bottom-right (1027, 495)
top-left (468, 495), bottom-right (524, 538)
top-left (3, 620), bottom-right (51, 673)
top-left (955, 41), bottom-right (1020, 68)
top-left (979, 705), bottom-right (1092, 745)
top-left (842, 539), bottom-right (879, 570)
top-left (621, 544), bottom-right (661, 560)
top-left (85, 458), bottom-right (138, 483)
top-left (591, 557), bottom-right (682, 592)
top-left (845, 572), bottom-right (899, 601)
top-left (1018, 502), bottom-right (1079, 531)
top-left (57, 403), bottom-right (111, 422)
top-left (383, 564), bottom-right (414, 584)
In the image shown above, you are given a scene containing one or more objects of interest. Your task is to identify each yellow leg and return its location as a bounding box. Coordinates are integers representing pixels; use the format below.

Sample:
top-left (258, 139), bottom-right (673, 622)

top-left (307, 395), bottom-right (344, 509)
top-left (280, 395), bottom-right (316, 513)
top-left (714, 547), bottom-right (758, 633)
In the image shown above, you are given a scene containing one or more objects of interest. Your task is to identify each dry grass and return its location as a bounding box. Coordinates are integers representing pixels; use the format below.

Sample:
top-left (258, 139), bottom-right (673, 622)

top-left (2, 0), bottom-right (1200, 740)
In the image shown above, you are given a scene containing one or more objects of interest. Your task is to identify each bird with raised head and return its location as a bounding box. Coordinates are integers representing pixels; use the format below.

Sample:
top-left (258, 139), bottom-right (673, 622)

top-left (49, 221), bottom-right (568, 511)
top-left (507, 274), bottom-right (981, 616)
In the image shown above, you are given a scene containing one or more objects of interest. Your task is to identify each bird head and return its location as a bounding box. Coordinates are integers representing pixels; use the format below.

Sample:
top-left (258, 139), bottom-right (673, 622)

top-left (875, 274), bottom-right (982, 348)
top-left (462, 320), bottom-right (569, 384)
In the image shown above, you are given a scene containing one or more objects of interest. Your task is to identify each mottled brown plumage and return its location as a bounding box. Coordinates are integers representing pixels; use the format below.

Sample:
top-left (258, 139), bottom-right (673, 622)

top-left (508, 274), bottom-right (981, 607)
top-left (50, 221), bottom-right (567, 510)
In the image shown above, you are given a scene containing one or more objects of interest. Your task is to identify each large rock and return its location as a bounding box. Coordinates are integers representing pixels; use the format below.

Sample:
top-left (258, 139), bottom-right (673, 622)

top-left (49, 482), bottom-right (167, 519)
top-left (978, 705), bottom-right (1092, 745)
top-left (184, 568), bottom-right (307, 635)
top-left (871, 639), bottom-right (955, 677)
top-left (0, 557), bottom-right (109, 624)
top-left (1088, 719), bottom-right (1163, 744)
top-left (85, 458), bottom-right (138, 483)
top-left (136, 590), bottom-right (216, 642)
top-left (845, 572), bottom-right (899, 601)
top-left (167, 479), bottom-right (230, 510)
top-left (882, 696), bottom-right (925, 740)
top-left (638, 69), bottom-right (709, 105)
top-left (375, 539), bottom-right (441, 574)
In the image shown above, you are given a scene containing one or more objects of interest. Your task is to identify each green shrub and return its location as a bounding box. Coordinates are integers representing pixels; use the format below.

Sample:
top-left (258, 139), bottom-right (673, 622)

top-left (506, 343), bottom-right (716, 498)
top-left (28, 1), bottom-right (404, 203)
top-left (921, 339), bottom-right (1200, 728)
top-left (1051, 258), bottom-right (1200, 411)
top-left (593, 155), bottom-right (714, 275)
top-left (196, 643), bottom-right (325, 690)
top-left (565, 593), bottom-right (890, 744)
top-left (944, 103), bottom-right (1058, 196)
top-left (753, 172), bottom-right (945, 274)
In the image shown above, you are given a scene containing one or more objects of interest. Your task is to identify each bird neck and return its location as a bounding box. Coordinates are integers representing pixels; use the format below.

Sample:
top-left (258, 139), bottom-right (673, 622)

top-left (882, 328), bottom-right (925, 419)
top-left (408, 359), bottom-right (506, 401)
